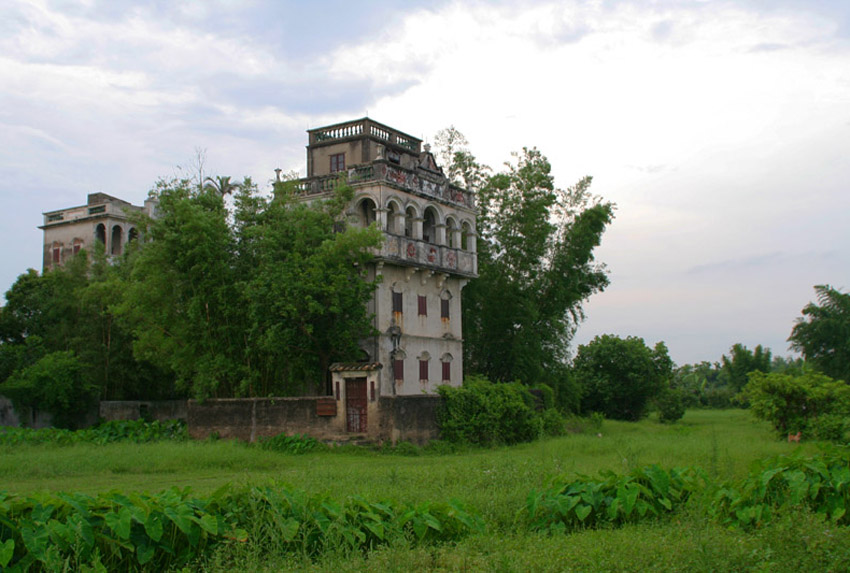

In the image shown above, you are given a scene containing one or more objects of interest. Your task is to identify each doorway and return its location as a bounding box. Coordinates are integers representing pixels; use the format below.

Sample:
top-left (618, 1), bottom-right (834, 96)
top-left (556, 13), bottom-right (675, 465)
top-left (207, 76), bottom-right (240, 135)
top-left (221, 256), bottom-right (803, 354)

top-left (345, 378), bottom-right (368, 433)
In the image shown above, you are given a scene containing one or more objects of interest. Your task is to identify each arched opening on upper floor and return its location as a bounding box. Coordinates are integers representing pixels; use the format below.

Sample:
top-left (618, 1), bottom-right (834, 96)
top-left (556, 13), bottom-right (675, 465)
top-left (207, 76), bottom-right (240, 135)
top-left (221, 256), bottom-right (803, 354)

top-left (404, 205), bottom-right (417, 238)
top-left (423, 206), bottom-right (438, 243)
top-left (461, 221), bottom-right (474, 251)
top-left (386, 200), bottom-right (402, 234)
top-left (356, 197), bottom-right (377, 228)
top-left (95, 223), bottom-right (106, 245)
top-left (446, 217), bottom-right (458, 248)
top-left (111, 225), bottom-right (123, 255)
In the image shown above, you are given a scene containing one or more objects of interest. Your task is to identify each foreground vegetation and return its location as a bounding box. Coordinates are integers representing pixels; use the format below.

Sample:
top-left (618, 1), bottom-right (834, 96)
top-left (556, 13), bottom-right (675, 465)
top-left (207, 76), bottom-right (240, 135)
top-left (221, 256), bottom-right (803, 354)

top-left (3, 410), bottom-right (850, 570)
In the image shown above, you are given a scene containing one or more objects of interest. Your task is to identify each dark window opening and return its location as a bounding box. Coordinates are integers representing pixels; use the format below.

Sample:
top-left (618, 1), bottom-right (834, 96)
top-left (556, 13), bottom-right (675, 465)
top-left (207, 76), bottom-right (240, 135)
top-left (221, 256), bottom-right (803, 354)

top-left (111, 225), bottom-right (122, 256)
top-left (423, 208), bottom-right (437, 243)
top-left (418, 295), bottom-right (427, 316)
top-left (419, 360), bottom-right (429, 382)
top-left (404, 207), bottom-right (415, 238)
top-left (442, 361), bottom-right (451, 382)
top-left (95, 224), bottom-right (106, 244)
top-left (392, 291), bottom-right (403, 313)
top-left (330, 153), bottom-right (346, 173)
top-left (393, 359), bottom-right (404, 381)
top-left (52, 245), bottom-right (61, 263)
top-left (441, 298), bottom-right (450, 319)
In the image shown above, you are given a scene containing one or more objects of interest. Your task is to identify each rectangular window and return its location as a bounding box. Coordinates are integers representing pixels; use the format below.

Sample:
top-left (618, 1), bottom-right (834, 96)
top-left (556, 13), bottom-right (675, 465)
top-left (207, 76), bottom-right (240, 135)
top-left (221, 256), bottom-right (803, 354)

top-left (442, 361), bottom-right (451, 382)
top-left (392, 291), bottom-right (403, 313)
top-left (330, 153), bottom-right (345, 173)
top-left (441, 299), bottom-right (450, 319)
top-left (393, 359), bottom-right (404, 382)
top-left (418, 295), bottom-right (427, 316)
top-left (73, 243), bottom-right (81, 255)
top-left (52, 246), bottom-right (60, 263)
top-left (370, 380), bottom-right (376, 401)
top-left (419, 360), bottom-right (429, 382)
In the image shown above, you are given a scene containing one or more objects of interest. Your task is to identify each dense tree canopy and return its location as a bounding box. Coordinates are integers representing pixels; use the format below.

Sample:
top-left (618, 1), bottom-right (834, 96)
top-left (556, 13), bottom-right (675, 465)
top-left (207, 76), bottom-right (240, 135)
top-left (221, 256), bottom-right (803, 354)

top-left (573, 334), bottom-right (672, 421)
top-left (447, 140), bottom-right (614, 397)
top-left (720, 343), bottom-right (772, 393)
top-left (788, 285), bottom-right (850, 382)
top-left (118, 177), bottom-right (382, 399)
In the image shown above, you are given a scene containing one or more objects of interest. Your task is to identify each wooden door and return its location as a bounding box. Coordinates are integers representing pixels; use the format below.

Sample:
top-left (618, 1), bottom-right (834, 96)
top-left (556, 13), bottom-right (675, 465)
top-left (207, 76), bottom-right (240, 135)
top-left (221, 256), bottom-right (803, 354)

top-left (346, 378), bottom-right (368, 433)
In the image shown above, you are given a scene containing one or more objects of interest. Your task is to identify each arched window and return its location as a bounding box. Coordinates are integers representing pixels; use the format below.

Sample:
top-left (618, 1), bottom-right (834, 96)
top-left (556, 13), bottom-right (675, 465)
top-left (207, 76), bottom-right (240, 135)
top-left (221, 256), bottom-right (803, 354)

top-left (446, 217), bottom-right (458, 248)
top-left (111, 225), bottom-right (123, 255)
top-left (357, 198), bottom-right (377, 227)
top-left (423, 207), bottom-right (438, 243)
top-left (95, 223), bottom-right (106, 244)
top-left (404, 206), bottom-right (416, 238)
top-left (440, 353), bottom-right (453, 382)
top-left (386, 201), bottom-right (400, 233)
top-left (461, 221), bottom-right (473, 251)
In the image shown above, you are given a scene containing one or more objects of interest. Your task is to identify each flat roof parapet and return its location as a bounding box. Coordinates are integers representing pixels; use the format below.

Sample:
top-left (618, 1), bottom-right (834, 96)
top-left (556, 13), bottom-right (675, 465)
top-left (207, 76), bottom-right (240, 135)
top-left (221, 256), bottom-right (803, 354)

top-left (308, 117), bottom-right (422, 154)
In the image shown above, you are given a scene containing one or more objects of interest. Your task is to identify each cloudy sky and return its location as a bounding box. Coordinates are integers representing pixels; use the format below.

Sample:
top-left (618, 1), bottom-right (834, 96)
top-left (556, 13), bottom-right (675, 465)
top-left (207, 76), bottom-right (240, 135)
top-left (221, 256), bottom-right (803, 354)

top-left (2, 0), bottom-right (849, 366)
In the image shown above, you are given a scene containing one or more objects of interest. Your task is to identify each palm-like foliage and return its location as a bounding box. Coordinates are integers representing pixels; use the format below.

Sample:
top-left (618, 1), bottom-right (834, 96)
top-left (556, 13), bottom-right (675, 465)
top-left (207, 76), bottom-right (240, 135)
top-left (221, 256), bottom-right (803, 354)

top-left (789, 284), bottom-right (850, 382)
top-left (204, 175), bottom-right (241, 197)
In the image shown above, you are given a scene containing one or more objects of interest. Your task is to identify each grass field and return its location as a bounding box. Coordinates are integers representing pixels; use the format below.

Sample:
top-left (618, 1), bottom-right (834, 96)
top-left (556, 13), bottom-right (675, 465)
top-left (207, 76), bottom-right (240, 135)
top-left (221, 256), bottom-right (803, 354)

top-left (3, 410), bottom-right (848, 571)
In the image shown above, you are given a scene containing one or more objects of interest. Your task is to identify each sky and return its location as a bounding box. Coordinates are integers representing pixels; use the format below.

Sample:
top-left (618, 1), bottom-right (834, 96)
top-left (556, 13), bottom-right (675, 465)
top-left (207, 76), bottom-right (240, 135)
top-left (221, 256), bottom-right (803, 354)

top-left (2, 0), bottom-right (849, 367)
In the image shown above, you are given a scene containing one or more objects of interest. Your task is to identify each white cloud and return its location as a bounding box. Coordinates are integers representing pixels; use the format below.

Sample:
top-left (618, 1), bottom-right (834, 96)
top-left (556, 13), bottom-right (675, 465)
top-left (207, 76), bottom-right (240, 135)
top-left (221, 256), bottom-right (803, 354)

top-left (2, 0), bottom-right (849, 366)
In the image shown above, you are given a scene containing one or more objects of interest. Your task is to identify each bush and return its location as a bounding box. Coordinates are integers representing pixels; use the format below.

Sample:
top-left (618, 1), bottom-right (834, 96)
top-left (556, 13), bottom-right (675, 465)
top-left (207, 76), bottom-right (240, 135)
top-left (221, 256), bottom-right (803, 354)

top-left (573, 335), bottom-right (672, 421)
top-left (810, 414), bottom-right (847, 442)
top-left (742, 371), bottom-right (850, 437)
top-left (437, 376), bottom-right (543, 445)
top-left (656, 388), bottom-right (686, 424)
top-left (1, 351), bottom-right (98, 429)
top-left (541, 408), bottom-right (566, 436)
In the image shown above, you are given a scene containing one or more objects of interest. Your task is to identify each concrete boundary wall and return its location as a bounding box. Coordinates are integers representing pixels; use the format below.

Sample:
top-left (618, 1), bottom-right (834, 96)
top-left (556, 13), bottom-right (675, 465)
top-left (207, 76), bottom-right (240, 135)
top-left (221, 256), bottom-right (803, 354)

top-left (100, 401), bottom-right (188, 422)
top-left (188, 395), bottom-right (443, 444)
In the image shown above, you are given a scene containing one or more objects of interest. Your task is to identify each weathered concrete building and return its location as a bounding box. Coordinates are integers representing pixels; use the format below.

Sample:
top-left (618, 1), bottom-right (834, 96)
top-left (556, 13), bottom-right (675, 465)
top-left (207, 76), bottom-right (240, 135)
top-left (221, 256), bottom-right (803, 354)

top-left (39, 192), bottom-right (156, 271)
top-left (298, 118), bottom-right (477, 408)
top-left (36, 118), bottom-right (477, 441)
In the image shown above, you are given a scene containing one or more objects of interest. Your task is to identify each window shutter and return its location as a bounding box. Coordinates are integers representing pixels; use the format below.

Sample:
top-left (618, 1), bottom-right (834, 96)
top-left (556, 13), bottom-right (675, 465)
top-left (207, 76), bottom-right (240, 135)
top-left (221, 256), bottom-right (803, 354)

top-left (419, 360), bottom-right (429, 381)
top-left (441, 298), bottom-right (450, 319)
top-left (393, 359), bottom-right (404, 381)
top-left (392, 291), bottom-right (403, 313)
top-left (418, 295), bottom-right (427, 316)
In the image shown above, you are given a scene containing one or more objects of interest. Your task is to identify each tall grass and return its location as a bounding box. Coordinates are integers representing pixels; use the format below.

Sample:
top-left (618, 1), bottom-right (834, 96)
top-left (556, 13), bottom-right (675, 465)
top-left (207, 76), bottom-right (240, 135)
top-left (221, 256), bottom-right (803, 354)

top-left (3, 410), bottom-right (838, 571)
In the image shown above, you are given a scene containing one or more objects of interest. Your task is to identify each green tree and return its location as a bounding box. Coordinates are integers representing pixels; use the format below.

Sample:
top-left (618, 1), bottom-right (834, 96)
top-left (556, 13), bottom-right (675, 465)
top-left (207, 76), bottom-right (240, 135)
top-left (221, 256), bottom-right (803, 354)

top-left (743, 371), bottom-right (850, 437)
top-left (573, 334), bottom-right (672, 421)
top-left (789, 285), bottom-right (850, 382)
top-left (459, 146), bottom-right (614, 404)
top-left (118, 176), bottom-right (381, 399)
top-left (2, 351), bottom-right (98, 429)
top-left (720, 343), bottom-right (772, 393)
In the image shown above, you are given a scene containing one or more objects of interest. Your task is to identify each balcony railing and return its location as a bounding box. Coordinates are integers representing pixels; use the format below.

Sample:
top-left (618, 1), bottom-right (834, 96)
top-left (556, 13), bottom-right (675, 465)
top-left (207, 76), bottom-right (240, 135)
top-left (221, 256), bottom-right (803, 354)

top-left (296, 162), bottom-right (475, 209)
top-left (376, 236), bottom-right (477, 277)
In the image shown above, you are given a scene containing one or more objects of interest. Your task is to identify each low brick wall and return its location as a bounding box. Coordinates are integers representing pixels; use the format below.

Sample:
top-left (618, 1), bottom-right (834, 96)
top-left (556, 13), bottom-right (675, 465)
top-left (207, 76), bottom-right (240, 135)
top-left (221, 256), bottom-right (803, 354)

top-left (377, 395), bottom-right (442, 445)
top-left (100, 400), bottom-right (188, 422)
top-left (187, 395), bottom-right (443, 444)
top-left (187, 397), bottom-right (344, 442)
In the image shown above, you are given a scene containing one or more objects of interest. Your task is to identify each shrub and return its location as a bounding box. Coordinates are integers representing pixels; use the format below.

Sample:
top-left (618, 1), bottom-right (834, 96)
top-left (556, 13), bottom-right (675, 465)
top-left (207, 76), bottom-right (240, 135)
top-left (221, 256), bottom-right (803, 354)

top-left (742, 371), bottom-right (850, 437)
top-left (437, 376), bottom-right (543, 445)
top-left (2, 351), bottom-right (98, 429)
top-left (810, 414), bottom-right (847, 442)
top-left (573, 335), bottom-right (672, 421)
top-left (541, 408), bottom-right (566, 436)
top-left (656, 388), bottom-right (686, 424)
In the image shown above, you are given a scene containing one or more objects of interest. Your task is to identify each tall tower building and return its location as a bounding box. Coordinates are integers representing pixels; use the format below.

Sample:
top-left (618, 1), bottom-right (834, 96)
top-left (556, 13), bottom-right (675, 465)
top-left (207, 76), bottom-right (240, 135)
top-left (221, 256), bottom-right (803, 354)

top-left (301, 118), bottom-right (478, 398)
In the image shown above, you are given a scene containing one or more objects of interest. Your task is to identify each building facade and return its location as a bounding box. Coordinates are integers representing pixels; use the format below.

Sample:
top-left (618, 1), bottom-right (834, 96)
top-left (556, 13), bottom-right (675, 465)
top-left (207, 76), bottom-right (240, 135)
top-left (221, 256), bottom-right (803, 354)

top-left (299, 118), bottom-right (478, 400)
top-left (39, 192), bottom-right (156, 271)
